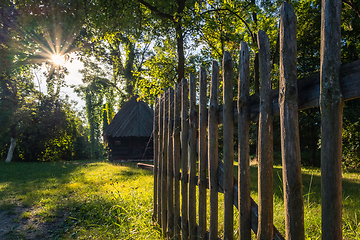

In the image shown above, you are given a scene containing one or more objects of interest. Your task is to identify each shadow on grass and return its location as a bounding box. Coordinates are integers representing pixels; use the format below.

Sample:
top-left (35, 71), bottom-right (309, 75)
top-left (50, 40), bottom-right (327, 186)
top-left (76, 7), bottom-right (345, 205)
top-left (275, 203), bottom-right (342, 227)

top-left (0, 159), bottom-right (160, 239)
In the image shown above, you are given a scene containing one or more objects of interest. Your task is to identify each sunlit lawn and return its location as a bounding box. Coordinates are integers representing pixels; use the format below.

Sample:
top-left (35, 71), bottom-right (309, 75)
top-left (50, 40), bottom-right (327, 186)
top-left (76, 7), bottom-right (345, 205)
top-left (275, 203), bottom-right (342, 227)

top-left (0, 159), bottom-right (359, 239)
top-left (0, 160), bottom-right (161, 239)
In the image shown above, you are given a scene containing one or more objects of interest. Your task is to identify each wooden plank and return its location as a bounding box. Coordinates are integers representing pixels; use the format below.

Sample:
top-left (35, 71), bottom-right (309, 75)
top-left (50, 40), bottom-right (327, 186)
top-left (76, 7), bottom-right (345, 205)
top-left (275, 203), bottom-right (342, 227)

top-left (173, 84), bottom-right (181, 240)
top-left (167, 88), bottom-right (175, 239)
top-left (166, 59), bottom-right (360, 126)
top-left (237, 41), bottom-right (251, 240)
top-left (279, 3), bottom-right (304, 239)
top-left (137, 163), bottom-right (155, 171)
top-left (320, 0), bottom-right (343, 239)
top-left (158, 94), bottom-right (163, 227)
top-left (257, 30), bottom-right (274, 240)
top-left (153, 98), bottom-right (158, 222)
top-left (216, 58), bottom-right (360, 123)
top-left (223, 51), bottom-right (234, 240)
top-left (189, 74), bottom-right (197, 240)
top-left (162, 90), bottom-right (169, 236)
top-left (208, 61), bottom-right (219, 240)
top-left (181, 78), bottom-right (189, 240)
top-left (198, 67), bottom-right (208, 240)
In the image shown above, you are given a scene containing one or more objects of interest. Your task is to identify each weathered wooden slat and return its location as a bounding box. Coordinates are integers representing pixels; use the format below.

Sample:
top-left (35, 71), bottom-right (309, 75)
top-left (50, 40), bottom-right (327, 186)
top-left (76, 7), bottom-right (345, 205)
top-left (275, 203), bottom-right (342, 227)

top-left (216, 58), bottom-right (360, 123)
top-left (320, 0), bottom-right (343, 239)
top-left (257, 30), bottom-right (274, 240)
top-left (158, 95), bottom-right (163, 227)
top-left (223, 51), bottom-right (234, 240)
top-left (208, 61), bottom-right (219, 240)
top-left (153, 98), bottom-right (158, 222)
top-left (167, 88), bottom-right (175, 239)
top-left (173, 84), bottom-right (181, 240)
top-left (181, 78), bottom-right (189, 240)
top-left (198, 67), bottom-right (208, 240)
top-left (189, 74), bottom-right (197, 240)
top-left (162, 90), bottom-right (169, 236)
top-left (137, 163), bottom-right (155, 171)
top-left (238, 41), bottom-right (251, 240)
top-left (279, 3), bottom-right (305, 240)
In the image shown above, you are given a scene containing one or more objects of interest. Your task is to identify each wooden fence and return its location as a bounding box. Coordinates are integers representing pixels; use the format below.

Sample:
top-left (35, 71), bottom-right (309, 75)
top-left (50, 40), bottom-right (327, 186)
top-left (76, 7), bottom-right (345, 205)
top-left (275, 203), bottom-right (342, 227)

top-left (146, 2), bottom-right (360, 240)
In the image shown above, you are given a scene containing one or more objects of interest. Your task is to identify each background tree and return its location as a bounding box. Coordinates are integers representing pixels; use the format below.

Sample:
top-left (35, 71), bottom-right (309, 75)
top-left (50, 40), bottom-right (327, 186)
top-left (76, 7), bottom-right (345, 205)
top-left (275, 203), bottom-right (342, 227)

top-left (1, 0), bottom-right (90, 162)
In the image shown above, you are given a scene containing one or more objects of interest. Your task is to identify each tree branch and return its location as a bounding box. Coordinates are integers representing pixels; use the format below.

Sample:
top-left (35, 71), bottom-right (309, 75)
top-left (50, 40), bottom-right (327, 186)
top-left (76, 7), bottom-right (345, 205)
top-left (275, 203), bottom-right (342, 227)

top-left (343, 0), bottom-right (360, 18)
top-left (137, 0), bottom-right (173, 20)
top-left (200, 8), bottom-right (256, 43)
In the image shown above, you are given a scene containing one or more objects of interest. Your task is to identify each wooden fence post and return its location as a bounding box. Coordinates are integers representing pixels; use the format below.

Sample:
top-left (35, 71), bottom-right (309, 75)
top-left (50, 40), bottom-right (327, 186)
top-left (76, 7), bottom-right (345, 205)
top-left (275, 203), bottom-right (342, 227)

top-left (238, 41), bottom-right (251, 240)
top-left (198, 67), bottom-right (208, 240)
top-left (257, 30), bottom-right (274, 240)
top-left (189, 74), bottom-right (197, 240)
top-left (174, 84), bottom-right (182, 240)
top-left (208, 61), bottom-right (219, 240)
top-left (223, 51), bottom-right (234, 240)
top-left (158, 94), bottom-right (163, 227)
top-left (320, 0), bottom-right (343, 238)
top-left (153, 97), bottom-right (158, 222)
top-left (168, 88), bottom-right (175, 239)
top-left (279, 3), bottom-right (305, 240)
top-left (181, 78), bottom-right (189, 239)
top-left (162, 90), bottom-right (169, 236)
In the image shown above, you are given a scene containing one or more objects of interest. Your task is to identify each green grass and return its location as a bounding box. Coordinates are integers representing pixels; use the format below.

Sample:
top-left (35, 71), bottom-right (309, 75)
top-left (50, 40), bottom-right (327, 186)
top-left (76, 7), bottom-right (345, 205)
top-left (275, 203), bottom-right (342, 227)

top-left (1, 159), bottom-right (360, 239)
top-left (242, 163), bottom-right (360, 239)
top-left (0, 160), bottom-right (161, 239)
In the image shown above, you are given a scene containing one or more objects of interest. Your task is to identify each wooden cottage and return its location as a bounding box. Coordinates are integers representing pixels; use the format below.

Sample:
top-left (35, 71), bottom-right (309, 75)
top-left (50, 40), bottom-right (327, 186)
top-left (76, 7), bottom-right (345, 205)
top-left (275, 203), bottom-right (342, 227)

top-left (103, 96), bottom-right (154, 161)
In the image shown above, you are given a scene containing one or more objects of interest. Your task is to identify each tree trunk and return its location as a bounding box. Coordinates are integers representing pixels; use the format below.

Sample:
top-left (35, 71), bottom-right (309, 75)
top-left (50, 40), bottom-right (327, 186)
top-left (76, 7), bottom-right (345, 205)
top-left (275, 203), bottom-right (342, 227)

top-left (176, 23), bottom-right (185, 83)
top-left (6, 138), bottom-right (16, 163)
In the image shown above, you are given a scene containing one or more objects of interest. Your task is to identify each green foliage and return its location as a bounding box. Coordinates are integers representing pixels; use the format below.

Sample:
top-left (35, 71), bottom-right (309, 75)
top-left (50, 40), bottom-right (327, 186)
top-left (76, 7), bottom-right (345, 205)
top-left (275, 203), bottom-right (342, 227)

top-left (343, 99), bottom-right (360, 169)
top-left (0, 0), bottom-right (92, 162)
top-left (13, 96), bottom-right (90, 162)
top-left (75, 57), bottom-right (116, 159)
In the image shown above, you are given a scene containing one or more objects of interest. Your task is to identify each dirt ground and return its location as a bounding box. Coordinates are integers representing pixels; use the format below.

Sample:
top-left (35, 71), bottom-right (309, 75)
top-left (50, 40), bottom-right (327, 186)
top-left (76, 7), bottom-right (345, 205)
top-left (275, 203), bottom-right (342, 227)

top-left (0, 203), bottom-right (67, 240)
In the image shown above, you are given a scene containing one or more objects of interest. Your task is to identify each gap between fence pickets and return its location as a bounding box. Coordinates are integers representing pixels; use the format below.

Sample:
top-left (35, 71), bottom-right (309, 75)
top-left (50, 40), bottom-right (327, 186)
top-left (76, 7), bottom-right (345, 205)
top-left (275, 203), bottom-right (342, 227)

top-left (137, 162), bottom-right (285, 240)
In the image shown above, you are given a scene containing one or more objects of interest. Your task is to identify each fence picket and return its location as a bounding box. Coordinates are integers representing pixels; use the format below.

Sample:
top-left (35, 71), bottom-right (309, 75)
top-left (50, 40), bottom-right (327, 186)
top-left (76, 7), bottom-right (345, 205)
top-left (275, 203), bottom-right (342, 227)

top-left (223, 51), bottom-right (234, 240)
top-left (208, 61), bottom-right (219, 240)
top-left (257, 30), bottom-right (274, 240)
top-left (167, 88), bottom-right (175, 239)
top-left (173, 84), bottom-right (181, 240)
top-left (279, 3), bottom-right (305, 239)
top-left (153, 97), bottom-right (158, 222)
top-left (238, 41), bottom-right (251, 240)
top-left (198, 67), bottom-right (208, 240)
top-left (189, 74), bottom-right (197, 240)
top-left (181, 78), bottom-right (189, 239)
top-left (158, 94), bottom-right (163, 227)
top-left (320, 0), bottom-right (343, 238)
top-left (162, 91), bottom-right (169, 236)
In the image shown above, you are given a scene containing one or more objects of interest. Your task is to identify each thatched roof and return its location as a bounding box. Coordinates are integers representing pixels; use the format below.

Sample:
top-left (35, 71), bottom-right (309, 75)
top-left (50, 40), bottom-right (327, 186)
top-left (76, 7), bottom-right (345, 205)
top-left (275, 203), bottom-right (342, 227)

top-left (104, 96), bottom-right (153, 138)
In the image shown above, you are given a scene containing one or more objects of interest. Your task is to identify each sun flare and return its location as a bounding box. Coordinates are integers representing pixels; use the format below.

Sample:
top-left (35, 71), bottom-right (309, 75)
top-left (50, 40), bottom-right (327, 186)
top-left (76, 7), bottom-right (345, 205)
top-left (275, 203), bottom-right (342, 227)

top-left (51, 54), bottom-right (65, 66)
